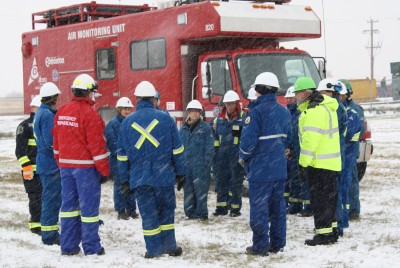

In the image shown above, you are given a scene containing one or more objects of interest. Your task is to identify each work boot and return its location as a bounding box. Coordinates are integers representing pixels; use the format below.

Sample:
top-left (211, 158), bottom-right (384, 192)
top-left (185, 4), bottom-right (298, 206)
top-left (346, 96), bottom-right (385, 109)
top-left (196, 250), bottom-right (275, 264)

top-left (128, 211), bottom-right (139, 219)
top-left (165, 246), bottom-right (183, 257)
top-left (268, 247), bottom-right (284, 254)
top-left (245, 246), bottom-right (268, 256)
top-left (117, 210), bottom-right (129, 220)
top-left (305, 234), bottom-right (335, 246)
top-left (229, 211), bottom-right (241, 217)
top-left (349, 213), bottom-right (360, 221)
top-left (332, 228), bottom-right (339, 243)
top-left (31, 227), bottom-right (41, 236)
top-left (97, 247), bottom-right (105, 255)
top-left (62, 249), bottom-right (81, 256)
top-left (213, 209), bottom-right (228, 216)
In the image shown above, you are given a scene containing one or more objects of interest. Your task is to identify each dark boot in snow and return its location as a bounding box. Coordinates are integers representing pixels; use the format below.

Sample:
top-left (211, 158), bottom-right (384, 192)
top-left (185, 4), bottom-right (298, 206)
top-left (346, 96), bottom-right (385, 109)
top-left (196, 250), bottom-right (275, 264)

top-left (305, 234), bottom-right (335, 246)
top-left (165, 246), bottom-right (183, 257)
top-left (245, 246), bottom-right (268, 256)
top-left (31, 227), bottom-right (41, 236)
top-left (117, 210), bottom-right (129, 220)
top-left (268, 247), bottom-right (284, 254)
top-left (128, 211), bottom-right (139, 219)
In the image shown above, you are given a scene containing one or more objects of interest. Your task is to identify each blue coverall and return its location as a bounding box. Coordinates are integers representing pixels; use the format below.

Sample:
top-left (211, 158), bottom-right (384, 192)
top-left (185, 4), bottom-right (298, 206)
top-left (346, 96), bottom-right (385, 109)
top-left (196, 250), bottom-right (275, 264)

top-left (335, 98), bottom-right (348, 235)
top-left (33, 103), bottom-right (61, 245)
top-left (179, 119), bottom-right (214, 219)
top-left (213, 109), bottom-right (245, 215)
top-left (117, 100), bottom-right (186, 257)
top-left (240, 94), bottom-right (292, 253)
top-left (347, 99), bottom-right (365, 217)
top-left (342, 103), bottom-right (362, 226)
top-left (105, 114), bottom-right (136, 216)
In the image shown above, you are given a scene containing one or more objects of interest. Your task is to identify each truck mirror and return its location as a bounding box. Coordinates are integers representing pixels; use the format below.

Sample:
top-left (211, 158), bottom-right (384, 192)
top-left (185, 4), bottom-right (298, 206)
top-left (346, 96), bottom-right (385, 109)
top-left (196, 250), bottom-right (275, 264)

top-left (201, 61), bottom-right (213, 98)
top-left (318, 60), bottom-right (326, 79)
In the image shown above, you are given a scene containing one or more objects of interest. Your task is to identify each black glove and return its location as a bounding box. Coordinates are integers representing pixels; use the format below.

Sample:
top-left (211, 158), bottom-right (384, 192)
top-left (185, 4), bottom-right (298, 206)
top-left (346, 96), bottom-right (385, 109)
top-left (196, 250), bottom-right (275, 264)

top-left (99, 219), bottom-right (104, 226)
top-left (176, 175), bottom-right (185, 191)
top-left (298, 166), bottom-right (307, 182)
top-left (100, 175), bottom-right (110, 184)
top-left (121, 181), bottom-right (132, 195)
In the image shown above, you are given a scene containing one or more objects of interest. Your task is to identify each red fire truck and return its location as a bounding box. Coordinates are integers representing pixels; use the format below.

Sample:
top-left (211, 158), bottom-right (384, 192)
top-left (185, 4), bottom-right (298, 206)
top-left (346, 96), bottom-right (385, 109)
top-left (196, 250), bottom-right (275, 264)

top-left (21, 0), bottom-right (324, 126)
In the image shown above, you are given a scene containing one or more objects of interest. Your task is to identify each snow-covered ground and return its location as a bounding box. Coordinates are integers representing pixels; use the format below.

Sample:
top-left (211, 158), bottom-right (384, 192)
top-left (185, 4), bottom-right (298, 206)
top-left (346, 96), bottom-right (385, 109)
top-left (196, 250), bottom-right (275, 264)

top-left (0, 110), bottom-right (399, 268)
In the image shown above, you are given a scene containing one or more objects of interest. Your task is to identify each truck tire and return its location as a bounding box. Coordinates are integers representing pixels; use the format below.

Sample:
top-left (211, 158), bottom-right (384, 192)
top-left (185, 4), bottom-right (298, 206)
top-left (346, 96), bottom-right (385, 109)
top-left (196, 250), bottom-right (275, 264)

top-left (357, 162), bottom-right (367, 182)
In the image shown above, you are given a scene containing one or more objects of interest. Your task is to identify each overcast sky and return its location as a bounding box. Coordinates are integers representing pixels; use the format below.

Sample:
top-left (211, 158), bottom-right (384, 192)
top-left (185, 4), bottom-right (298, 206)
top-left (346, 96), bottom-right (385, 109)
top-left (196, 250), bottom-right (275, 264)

top-left (0, 0), bottom-right (398, 97)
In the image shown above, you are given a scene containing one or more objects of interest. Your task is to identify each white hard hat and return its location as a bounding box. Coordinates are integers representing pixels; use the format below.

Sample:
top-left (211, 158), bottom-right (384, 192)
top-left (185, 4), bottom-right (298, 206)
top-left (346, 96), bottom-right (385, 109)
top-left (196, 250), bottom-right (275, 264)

top-left (337, 81), bottom-right (348, 95)
top-left (71, 74), bottom-right (97, 91)
top-left (134, 81), bottom-right (156, 97)
top-left (285, 86), bottom-right (295, 98)
top-left (247, 88), bottom-right (257, 100)
top-left (186, 100), bottom-right (203, 110)
top-left (30, 95), bottom-right (42, 107)
top-left (116, 97), bottom-right (134, 108)
top-left (251, 72), bottom-right (280, 88)
top-left (317, 79), bottom-right (338, 92)
top-left (40, 82), bottom-right (61, 97)
top-left (223, 90), bottom-right (240, 103)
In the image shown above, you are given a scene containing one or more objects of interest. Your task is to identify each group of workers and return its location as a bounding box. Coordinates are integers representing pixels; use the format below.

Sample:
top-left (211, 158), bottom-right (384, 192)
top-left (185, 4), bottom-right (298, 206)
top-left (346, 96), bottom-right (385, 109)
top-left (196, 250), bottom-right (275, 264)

top-left (15, 71), bottom-right (365, 258)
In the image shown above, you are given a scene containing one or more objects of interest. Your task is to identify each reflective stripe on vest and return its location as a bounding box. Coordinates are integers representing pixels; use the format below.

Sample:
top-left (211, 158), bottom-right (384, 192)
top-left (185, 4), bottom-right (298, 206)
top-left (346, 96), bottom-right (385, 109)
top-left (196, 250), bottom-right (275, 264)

top-left (18, 156), bottom-right (30, 166)
top-left (259, 134), bottom-right (287, 140)
top-left (28, 139), bottom-right (36, 146)
top-left (300, 149), bottom-right (340, 160)
top-left (117, 154), bottom-right (128, 161)
top-left (132, 119), bottom-right (160, 149)
top-left (173, 145), bottom-right (184, 155)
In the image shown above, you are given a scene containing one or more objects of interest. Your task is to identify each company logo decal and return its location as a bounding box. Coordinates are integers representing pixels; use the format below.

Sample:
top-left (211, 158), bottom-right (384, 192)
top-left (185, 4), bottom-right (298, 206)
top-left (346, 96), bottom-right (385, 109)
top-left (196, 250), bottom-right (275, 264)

top-left (28, 57), bottom-right (39, 86)
top-left (45, 57), bottom-right (65, 67)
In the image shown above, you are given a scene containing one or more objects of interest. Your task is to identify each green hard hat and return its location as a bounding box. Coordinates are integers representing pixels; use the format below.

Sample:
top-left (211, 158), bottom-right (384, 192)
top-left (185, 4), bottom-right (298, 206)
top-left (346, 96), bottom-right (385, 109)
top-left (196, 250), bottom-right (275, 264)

top-left (338, 79), bottom-right (353, 91)
top-left (293, 77), bottom-right (317, 92)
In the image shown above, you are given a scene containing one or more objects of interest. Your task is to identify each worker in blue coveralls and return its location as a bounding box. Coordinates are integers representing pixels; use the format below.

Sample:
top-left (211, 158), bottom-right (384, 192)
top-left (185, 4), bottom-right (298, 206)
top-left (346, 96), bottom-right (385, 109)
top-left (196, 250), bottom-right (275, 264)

top-left (213, 90), bottom-right (246, 217)
top-left (339, 79), bottom-right (366, 220)
top-left (240, 72), bottom-right (292, 256)
top-left (179, 100), bottom-right (214, 221)
top-left (285, 86), bottom-right (308, 215)
top-left (317, 79), bottom-right (348, 240)
top-left (33, 82), bottom-right (62, 246)
top-left (105, 97), bottom-right (138, 220)
top-left (117, 81), bottom-right (186, 258)
top-left (339, 85), bottom-right (362, 229)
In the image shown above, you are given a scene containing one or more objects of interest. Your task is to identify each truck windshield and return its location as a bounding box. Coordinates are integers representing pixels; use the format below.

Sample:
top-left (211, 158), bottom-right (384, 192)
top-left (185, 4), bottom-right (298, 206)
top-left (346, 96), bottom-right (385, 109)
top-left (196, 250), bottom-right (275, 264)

top-left (236, 53), bottom-right (321, 96)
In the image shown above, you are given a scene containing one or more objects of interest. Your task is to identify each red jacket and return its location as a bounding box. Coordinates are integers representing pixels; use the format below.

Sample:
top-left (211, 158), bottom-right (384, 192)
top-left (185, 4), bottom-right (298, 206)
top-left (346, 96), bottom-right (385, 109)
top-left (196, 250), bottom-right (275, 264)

top-left (53, 97), bottom-right (110, 176)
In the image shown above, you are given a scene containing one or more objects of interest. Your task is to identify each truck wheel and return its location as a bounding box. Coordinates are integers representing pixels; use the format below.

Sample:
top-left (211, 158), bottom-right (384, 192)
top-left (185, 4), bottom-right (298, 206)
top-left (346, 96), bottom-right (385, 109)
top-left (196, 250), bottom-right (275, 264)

top-left (357, 162), bottom-right (367, 182)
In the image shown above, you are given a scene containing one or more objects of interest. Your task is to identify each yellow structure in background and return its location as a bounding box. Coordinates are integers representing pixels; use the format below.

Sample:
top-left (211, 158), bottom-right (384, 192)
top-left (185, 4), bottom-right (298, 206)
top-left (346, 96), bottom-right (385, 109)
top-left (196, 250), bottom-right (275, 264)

top-left (349, 79), bottom-right (377, 103)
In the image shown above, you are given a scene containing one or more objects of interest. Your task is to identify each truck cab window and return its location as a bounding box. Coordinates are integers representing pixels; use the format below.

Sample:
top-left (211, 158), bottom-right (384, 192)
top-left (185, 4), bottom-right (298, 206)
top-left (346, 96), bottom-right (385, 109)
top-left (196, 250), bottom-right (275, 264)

top-left (202, 59), bottom-right (232, 98)
top-left (96, 48), bottom-right (116, 79)
top-left (131, 38), bottom-right (166, 70)
top-left (236, 53), bottom-right (320, 96)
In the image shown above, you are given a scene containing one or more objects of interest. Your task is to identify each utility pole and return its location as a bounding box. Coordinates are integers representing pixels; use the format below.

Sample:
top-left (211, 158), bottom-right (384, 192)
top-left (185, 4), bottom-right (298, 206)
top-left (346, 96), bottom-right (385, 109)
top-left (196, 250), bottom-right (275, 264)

top-left (363, 19), bottom-right (380, 102)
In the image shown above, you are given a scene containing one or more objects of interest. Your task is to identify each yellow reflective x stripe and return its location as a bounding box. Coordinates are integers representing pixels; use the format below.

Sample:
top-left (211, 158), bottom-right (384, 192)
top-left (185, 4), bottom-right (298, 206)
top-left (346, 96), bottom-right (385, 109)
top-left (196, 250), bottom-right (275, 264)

top-left (173, 145), bottom-right (184, 155)
top-left (28, 222), bottom-right (41, 229)
top-left (160, 224), bottom-right (174, 231)
top-left (316, 227), bottom-right (332, 234)
top-left (117, 155), bottom-right (128, 161)
top-left (28, 139), bottom-right (36, 146)
top-left (41, 225), bottom-right (59, 231)
top-left (60, 210), bottom-right (81, 218)
top-left (143, 227), bottom-right (161, 236)
top-left (18, 156), bottom-right (30, 165)
top-left (231, 204), bottom-right (240, 209)
top-left (132, 120), bottom-right (160, 149)
top-left (81, 215), bottom-right (99, 223)
top-left (216, 202), bottom-right (227, 207)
